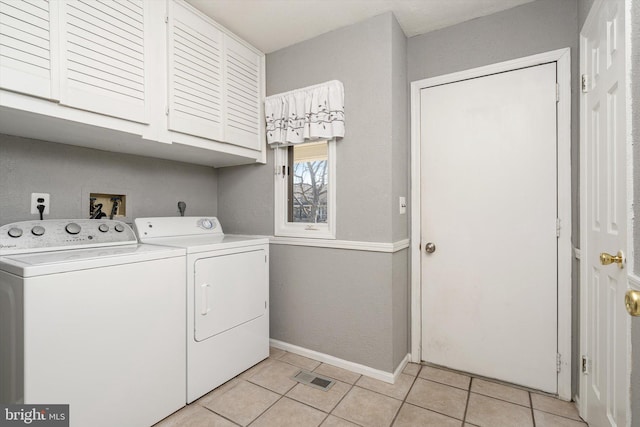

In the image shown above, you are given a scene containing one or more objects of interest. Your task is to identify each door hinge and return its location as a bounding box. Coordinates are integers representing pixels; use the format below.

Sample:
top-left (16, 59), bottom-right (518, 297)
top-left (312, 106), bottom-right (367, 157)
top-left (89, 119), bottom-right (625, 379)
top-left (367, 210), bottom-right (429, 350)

top-left (556, 218), bottom-right (561, 238)
top-left (556, 353), bottom-right (562, 373)
top-left (166, 107), bottom-right (169, 116)
top-left (556, 83), bottom-right (560, 102)
top-left (165, 15), bottom-right (169, 24)
top-left (581, 74), bottom-right (589, 93)
top-left (582, 355), bottom-right (589, 374)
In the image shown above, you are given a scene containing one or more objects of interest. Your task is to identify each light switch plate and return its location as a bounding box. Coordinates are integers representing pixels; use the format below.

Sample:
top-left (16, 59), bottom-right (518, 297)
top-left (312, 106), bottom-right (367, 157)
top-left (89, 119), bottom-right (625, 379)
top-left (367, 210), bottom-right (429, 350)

top-left (399, 196), bottom-right (407, 214)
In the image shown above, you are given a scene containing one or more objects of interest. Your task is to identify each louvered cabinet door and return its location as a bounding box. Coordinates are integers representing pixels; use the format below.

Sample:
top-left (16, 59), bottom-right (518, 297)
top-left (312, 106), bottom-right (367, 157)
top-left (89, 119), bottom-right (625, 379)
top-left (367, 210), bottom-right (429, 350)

top-left (59, 0), bottom-right (148, 123)
top-left (168, 0), bottom-right (223, 142)
top-left (223, 35), bottom-right (262, 151)
top-left (0, 0), bottom-right (57, 99)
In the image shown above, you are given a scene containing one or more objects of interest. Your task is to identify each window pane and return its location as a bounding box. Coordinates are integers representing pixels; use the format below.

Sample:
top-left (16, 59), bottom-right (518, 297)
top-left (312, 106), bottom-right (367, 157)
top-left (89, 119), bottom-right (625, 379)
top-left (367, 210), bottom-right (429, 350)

top-left (288, 141), bottom-right (328, 223)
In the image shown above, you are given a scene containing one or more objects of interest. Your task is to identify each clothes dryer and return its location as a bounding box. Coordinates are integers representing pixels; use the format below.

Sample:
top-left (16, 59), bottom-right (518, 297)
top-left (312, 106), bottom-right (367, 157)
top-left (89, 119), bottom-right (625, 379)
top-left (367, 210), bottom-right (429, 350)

top-left (135, 217), bottom-right (269, 403)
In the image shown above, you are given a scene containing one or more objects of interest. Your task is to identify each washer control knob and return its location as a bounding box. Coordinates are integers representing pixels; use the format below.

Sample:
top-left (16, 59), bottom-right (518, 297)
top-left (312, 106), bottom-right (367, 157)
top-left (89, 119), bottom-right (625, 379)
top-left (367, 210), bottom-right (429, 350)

top-left (65, 223), bottom-right (81, 235)
top-left (98, 224), bottom-right (109, 233)
top-left (114, 223), bottom-right (125, 232)
top-left (31, 225), bottom-right (45, 236)
top-left (201, 219), bottom-right (214, 229)
top-left (8, 227), bottom-right (23, 238)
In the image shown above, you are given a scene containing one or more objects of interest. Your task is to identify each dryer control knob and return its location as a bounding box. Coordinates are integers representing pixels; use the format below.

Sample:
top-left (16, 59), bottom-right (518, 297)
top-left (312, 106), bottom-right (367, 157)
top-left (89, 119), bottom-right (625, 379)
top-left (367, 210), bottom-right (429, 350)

top-left (65, 223), bottom-right (81, 235)
top-left (8, 227), bottom-right (23, 238)
top-left (31, 226), bottom-right (45, 236)
top-left (98, 224), bottom-right (109, 233)
top-left (114, 224), bottom-right (125, 232)
top-left (201, 219), bottom-right (214, 229)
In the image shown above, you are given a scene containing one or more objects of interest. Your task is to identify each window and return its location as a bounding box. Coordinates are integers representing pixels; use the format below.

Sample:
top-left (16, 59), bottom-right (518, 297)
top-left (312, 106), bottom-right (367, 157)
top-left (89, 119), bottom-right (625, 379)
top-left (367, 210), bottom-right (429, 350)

top-left (275, 140), bottom-right (336, 238)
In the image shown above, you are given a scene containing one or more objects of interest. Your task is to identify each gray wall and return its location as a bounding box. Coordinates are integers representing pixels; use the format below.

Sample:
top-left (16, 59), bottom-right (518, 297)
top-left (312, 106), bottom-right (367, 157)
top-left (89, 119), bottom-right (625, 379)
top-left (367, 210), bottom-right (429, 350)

top-left (270, 246), bottom-right (394, 369)
top-left (408, 0), bottom-right (580, 396)
top-left (578, 0), bottom-right (596, 30)
top-left (218, 12), bottom-right (410, 373)
top-left (0, 134), bottom-right (218, 225)
top-left (220, 12), bottom-right (409, 243)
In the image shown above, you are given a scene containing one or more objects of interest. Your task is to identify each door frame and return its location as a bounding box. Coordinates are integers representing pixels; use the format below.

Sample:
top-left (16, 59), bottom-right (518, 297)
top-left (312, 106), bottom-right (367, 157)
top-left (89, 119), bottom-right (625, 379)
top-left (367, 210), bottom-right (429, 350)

top-left (409, 48), bottom-right (573, 400)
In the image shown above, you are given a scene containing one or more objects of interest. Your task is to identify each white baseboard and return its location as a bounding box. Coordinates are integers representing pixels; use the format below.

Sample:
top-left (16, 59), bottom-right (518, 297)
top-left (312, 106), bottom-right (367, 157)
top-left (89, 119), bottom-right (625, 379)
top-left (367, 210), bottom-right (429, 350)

top-left (270, 339), bottom-right (410, 384)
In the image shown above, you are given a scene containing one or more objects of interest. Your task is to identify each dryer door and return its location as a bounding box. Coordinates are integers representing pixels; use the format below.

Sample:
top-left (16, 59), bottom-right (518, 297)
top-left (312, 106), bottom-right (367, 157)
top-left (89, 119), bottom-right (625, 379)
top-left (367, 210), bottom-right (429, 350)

top-left (194, 249), bottom-right (267, 341)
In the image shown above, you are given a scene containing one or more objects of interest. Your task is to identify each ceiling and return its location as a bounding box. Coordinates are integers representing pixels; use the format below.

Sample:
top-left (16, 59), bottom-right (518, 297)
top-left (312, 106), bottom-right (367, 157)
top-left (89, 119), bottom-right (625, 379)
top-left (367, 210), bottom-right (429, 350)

top-left (185, 0), bottom-right (536, 54)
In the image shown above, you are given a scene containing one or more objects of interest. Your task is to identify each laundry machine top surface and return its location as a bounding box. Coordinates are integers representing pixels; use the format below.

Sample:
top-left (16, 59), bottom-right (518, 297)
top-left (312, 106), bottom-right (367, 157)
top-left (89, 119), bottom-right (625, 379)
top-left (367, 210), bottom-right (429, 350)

top-left (0, 219), bottom-right (185, 277)
top-left (135, 217), bottom-right (269, 253)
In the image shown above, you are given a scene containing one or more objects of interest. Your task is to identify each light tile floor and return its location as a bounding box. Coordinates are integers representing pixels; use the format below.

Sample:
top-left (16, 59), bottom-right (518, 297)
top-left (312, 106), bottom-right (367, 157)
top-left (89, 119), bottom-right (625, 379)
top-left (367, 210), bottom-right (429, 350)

top-left (155, 347), bottom-right (588, 427)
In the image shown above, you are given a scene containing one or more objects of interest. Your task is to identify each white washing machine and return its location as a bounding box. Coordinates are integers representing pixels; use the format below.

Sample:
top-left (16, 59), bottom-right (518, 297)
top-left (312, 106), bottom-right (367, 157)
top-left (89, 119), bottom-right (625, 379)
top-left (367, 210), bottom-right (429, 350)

top-left (135, 217), bottom-right (269, 403)
top-left (0, 219), bottom-right (186, 427)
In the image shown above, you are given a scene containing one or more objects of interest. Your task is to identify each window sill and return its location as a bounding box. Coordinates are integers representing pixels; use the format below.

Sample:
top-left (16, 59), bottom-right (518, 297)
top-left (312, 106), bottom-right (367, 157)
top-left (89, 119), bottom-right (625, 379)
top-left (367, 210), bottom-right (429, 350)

top-left (269, 236), bottom-right (410, 253)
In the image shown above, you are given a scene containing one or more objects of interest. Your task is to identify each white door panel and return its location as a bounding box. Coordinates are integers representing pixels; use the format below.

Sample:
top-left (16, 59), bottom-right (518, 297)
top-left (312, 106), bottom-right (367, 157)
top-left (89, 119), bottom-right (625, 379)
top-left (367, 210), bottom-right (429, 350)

top-left (194, 249), bottom-right (267, 341)
top-left (58, 0), bottom-right (148, 123)
top-left (420, 63), bottom-right (558, 392)
top-left (580, 0), bottom-right (629, 425)
top-left (0, 0), bottom-right (57, 99)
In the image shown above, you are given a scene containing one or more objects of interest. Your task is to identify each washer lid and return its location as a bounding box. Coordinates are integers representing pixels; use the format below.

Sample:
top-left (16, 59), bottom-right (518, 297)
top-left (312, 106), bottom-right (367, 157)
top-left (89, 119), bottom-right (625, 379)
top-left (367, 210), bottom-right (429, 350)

top-left (0, 244), bottom-right (185, 277)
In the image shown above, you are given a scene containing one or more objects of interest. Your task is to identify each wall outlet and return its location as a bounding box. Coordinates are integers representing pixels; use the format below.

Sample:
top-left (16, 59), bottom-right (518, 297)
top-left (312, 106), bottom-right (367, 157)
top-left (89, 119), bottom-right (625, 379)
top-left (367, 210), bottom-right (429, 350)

top-left (399, 196), bottom-right (407, 214)
top-left (31, 193), bottom-right (50, 215)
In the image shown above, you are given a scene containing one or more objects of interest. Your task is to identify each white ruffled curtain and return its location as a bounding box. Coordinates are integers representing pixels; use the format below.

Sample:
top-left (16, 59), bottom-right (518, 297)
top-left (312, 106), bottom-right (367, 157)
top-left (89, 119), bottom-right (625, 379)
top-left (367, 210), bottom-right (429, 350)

top-left (265, 80), bottom-right (345, 146)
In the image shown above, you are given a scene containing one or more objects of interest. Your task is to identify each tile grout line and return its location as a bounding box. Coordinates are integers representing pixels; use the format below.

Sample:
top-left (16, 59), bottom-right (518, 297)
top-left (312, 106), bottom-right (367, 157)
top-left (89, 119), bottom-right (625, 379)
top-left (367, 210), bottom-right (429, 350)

top-left (398, 376), bottom-right (471, 422)
top-left (199, 404), bottom-right (243, 426)
top-left (387, 365), bottom-right (422, 426)
top-left (327, 379), bottom-right (367, 427)
top-left (534, 408), bottom-right (587, 424)
top-left (462, 377), bottom-right (473, 423)
top-left (529, 391), bottom-right (536, 427)
top-left (467, 389), bottom-right (532, 409)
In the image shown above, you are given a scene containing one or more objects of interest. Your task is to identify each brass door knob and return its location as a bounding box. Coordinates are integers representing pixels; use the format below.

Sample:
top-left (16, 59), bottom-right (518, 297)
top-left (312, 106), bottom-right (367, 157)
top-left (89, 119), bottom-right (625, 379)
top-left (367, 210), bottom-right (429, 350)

top-left (600, 251), bottom-right (624, 268)
top-left (625, 290), bottom-right (640, 316)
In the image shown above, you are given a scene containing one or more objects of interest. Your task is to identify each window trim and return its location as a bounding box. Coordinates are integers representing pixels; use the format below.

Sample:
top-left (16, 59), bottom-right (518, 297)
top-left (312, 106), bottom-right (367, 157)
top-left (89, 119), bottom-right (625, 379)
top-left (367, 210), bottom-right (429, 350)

top-left (274, 139), bottom-right (336, 239)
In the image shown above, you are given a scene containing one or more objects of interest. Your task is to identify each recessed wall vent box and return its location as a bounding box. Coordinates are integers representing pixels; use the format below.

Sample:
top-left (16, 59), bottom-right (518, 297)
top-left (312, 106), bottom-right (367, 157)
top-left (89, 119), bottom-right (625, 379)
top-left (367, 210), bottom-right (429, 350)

top-left (90, 193), bottom-right (127, 220)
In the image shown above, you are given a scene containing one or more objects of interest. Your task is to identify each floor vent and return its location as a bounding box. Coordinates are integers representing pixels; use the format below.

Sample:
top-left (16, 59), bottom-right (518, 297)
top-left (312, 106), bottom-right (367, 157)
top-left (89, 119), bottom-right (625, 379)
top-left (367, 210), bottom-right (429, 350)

top-left (292, 370), bottom-right (335, 391)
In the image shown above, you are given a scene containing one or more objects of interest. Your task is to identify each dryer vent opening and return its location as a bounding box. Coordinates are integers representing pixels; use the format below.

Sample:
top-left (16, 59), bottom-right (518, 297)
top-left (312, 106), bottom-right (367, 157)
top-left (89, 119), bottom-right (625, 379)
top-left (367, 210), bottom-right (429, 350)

top-left (292, 370), bottom-right (335, 391)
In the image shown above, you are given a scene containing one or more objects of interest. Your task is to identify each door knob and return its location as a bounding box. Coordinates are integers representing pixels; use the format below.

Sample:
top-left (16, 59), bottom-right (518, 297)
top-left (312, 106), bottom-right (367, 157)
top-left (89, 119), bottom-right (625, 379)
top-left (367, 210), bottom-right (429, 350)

top-left (599, 251), bottom-right (624, 268)
top-left (425, 242), bottom-right (436, 254)
top-left (625, 290), bottom-right (640, 316)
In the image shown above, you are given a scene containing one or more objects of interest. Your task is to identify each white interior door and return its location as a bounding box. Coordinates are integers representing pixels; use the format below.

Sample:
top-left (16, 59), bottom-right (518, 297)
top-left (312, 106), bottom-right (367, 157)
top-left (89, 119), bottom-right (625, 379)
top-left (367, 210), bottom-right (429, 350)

top-left (580, 0), bottom-right (629, 425)
top-left (420, 63), bottom-right (559, 393)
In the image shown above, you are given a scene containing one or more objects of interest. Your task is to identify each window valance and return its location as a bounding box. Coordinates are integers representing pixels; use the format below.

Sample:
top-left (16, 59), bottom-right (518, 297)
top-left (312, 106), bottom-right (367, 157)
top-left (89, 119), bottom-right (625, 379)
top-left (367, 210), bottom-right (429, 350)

top-left (265, 80), bottom-right (344, 146)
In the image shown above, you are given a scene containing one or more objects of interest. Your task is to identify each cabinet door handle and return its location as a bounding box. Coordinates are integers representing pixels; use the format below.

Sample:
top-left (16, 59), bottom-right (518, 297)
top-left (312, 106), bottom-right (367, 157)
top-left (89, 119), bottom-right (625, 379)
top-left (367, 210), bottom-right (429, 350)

top-left (201, 283), bottom-right (211, 315)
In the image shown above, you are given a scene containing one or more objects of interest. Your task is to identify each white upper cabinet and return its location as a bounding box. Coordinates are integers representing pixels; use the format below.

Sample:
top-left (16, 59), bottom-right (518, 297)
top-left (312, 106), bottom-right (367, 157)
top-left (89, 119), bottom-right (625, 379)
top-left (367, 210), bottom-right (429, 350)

top-left (224, 35), bottom-right (262, 151)
top-left (0, 0), bottom-right (265, 166)
top-left (168, 0), bottom-right (223, 141)
top-left (0, 0), bottom-right (58, 99)
top-left (58, 0), bottom-right (149, 123)
top-left (168, 0), bottom-right (264, 151)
